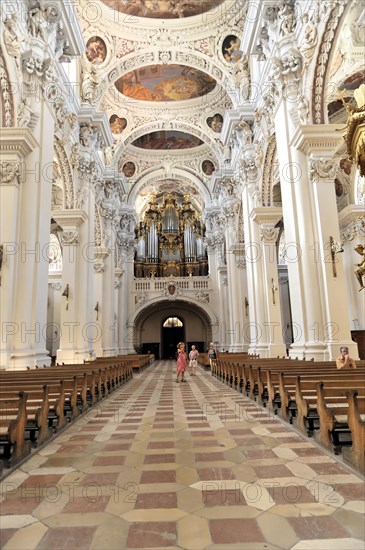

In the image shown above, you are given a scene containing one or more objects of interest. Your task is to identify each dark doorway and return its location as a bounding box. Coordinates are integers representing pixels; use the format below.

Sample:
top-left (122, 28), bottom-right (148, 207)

top-left (141, 343), bottom-right (160, 359)
top-left (162, 327), bottom-right (185, 359)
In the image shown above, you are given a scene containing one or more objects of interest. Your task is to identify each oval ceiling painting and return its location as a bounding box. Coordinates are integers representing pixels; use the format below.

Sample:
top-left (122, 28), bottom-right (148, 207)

top-left (115, 65), bottom-right (216, 102)
top-left (101, 0), bottom-right (225, 19)
top-left (132, 131), bottom-right (203, 150)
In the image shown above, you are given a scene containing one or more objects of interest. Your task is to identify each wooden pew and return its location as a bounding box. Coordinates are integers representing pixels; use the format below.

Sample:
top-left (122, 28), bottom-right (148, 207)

top-left (342, 391), bottom-right (365, 473)
top-left (0, 392), bottom-right (30, 466)
top-left (314, 382), bottom-right (365, 462)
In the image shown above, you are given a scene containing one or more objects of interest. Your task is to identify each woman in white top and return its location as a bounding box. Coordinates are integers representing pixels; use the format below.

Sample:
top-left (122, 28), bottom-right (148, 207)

top-left (189, 345), bottom-right (199, 376)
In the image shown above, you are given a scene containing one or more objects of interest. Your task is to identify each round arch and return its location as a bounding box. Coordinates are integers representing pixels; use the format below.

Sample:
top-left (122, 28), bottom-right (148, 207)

top-left (54, 139), bottom-right (75, 209)
top-left (117, 120), bottom-right (223, 159)
top-left (128, 167), bottom-right (212, 208)
top-left (131, 298), bottom-right (218, 359)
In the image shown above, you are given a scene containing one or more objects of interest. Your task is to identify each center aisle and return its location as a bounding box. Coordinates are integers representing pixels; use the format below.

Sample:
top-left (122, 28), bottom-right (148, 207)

top-left (1, 361), bottom-right (364, 550)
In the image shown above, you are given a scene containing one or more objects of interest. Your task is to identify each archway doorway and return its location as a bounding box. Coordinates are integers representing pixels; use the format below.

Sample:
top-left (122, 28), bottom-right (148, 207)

top-left (133, 300), bottom-right (214, 360)
top-left (162, 317), bottom-right (185, 359)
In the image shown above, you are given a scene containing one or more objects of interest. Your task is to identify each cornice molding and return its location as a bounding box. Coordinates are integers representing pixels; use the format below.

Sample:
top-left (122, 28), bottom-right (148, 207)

top-left (0, 128), bottom-right (39, 157)
top-left (250, 207), bottom-right (283, 226)
top-left (290, 124), bottom-right (344, 155)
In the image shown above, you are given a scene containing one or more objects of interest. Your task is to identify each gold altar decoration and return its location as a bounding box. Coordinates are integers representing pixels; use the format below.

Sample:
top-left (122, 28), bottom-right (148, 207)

top-left (340, 84), bottom-right (365, 177)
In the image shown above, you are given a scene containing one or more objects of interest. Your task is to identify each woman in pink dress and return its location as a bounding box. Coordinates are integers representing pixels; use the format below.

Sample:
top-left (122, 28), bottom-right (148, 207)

top-left (176, 342), bottom-right (188, 383)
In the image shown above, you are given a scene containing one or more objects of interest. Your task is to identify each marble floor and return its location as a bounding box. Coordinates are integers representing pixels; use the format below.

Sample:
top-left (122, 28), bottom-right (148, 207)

top-left (0, 361), bottom-right (364, 550)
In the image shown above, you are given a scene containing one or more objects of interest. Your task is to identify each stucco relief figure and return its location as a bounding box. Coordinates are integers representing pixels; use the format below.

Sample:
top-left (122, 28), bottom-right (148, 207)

top-left (28, 3), bottom-right (47, 41)
top-left (17, 98), bottom-right (32, 127)
top-left (81, 66), bottom-right (101, 104)
top-left (300, 13), bottom-right (318, 73)
top-left (277, 1), bottom-right (296, 36)
top-left (354, 244), bottom-right (365, 291)
top-left (3, 17), bottom-right (23, 72)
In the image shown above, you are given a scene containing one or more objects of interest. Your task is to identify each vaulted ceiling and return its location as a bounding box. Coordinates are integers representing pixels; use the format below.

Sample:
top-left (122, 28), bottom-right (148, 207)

top-left (76, 0), bottom-right (248, 215)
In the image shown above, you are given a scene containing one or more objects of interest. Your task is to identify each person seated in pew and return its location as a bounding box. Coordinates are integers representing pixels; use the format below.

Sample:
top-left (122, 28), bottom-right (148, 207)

top-left (336, 346), bottom-right (356, 369)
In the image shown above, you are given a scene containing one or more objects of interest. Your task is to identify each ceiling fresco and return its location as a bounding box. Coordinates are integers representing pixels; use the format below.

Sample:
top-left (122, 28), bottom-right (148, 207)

top-left (114, 65), bottom-right (217, 101)
top-left (132, 131), bottom-right (203, 149)
top-left (100, 0), bottom-right (225, 19)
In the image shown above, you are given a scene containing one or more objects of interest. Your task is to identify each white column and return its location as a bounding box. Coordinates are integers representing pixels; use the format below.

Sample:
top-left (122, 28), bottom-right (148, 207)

top-left (93, 248), bottom-right (108, 358)
top-left (274, 101), bottom-right (326, 359)
top-left (252, 208), bottom-right (286, 357)
top-left (10, 96), bottom-right (55, 368)
top-left (0, 130), bottom-right (37, 369)
top-left (291, 126), bottom-right (359, 359)
top-left (54, 211), bottom-right (88, 364)
top-left (241, 184), bottom-right (269, 357)
top-left (115, 268), bottom-right (124, 354)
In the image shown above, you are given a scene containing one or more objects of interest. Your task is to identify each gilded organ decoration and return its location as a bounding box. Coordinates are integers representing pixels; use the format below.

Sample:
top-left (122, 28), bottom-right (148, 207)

top-left (134, 193), bottom-right (208, 278)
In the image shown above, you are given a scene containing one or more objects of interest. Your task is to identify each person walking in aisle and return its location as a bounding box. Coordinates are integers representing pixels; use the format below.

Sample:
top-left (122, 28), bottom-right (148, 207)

top-left (189, 345), bottom-right (199, 376)
top-left (176, 342), bottom-right (188, 383)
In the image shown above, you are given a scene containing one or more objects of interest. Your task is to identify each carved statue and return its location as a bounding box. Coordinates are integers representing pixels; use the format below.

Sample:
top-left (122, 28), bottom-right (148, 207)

top-left (81, 66), bottom-right (101, 104)
top-left (300, 13), bottom-right (318, 73)
top-left (277, 1), bottom-right (296, 36)
top-left (354, 244), bottom-right (365, 291)
top-left (3, 16), bottom-right (23, 72)
top-left (28, 2), bottom-right (47, 41)
top-left (17, 98), bottom-right (32, 127)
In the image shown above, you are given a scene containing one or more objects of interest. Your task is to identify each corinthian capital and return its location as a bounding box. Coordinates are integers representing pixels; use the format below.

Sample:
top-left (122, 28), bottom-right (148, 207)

top-left (309, 158), bottom-right (338, 182)
top-left (260, 226), bottom-right (280, 243)
top-left (58, 230), bottom-right (79, 246)
top-left (0, 162), bottom-right (21, 185)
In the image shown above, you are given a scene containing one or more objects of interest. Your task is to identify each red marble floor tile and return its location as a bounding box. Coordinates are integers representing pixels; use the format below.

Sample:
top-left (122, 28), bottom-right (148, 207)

top-left (0, 498), bottom-right (41, 515)
top-left (93, 455), bottom-right (125, 466)
top-left (203, 488), bottom-right (246, 506)
top-left (236, 438), bottom-right (266, 446)
top-left (122, 418), bottom-right (142, 423)
top-left (127, 522), bottom-right (177, 548)
top-left (116, 425), bottom-right (139, 430)
top-left (63, 495), bottom-right (110, 513)
top-left (288, 516), bottom-right (350, 539)
top-left (245, 449), bottom-right (277, 460)
top-left (140, 470), bottom-right (176, 484)
top-left (292, 447), bottom-right (325, 457)
top-left (80, 426), bottom-right (100, 431)
top-left (58, 445), bottom-right (89, 453)
top-left (110, 434), bottom-right (134, 440)
top-left (192, 440), bottom-right (220, 447)
top-left (335, 483), bottom-right (365, 501)
top-left (37, 527), bottom-right (96, 549)
top-left (0, 529), bottom-right (17, 547)
top-left (188, 423), bottom-right (211, 428)
top-left (152, 423), bottom-right (175, 428)
top-left (18, 474), bottom-right (63, 489)
top-left (68, 435), bottom-right (96, 441)
top-left (144, 454), bottom-right (176, 464)
top-left (254, 464), bottom-right (293, 478)
top-left (269, 485), bottom-right (316, 505)
top-left (210, 518), bottom-right (265, 543)
top-left (198, 468), bottom-right (236, 481)
top-left (195, 452), bottom-right (225, 462)
top-left (104, 443), bottom-right (132, 451)
top-left (307, 462), bottom-right (349, 475)
top-left (147, 441), bottom-right (174, 449)
top-left (190, 431), bottom-right (214, 436)
top-left (79, 473), bottom-right (119, 486)
top-left (135, 492), bottom-right (177, 509)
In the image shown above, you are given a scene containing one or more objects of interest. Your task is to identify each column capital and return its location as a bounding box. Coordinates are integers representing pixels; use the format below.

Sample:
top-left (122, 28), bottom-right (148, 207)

top-left (339, 205), bottom-right (365, 242)
top-left (53, 210), bottom-right (88, 229)
top-left (250, 206), bottom-right (283, 226)
top-left (290, 124), bottom-right (344, 155)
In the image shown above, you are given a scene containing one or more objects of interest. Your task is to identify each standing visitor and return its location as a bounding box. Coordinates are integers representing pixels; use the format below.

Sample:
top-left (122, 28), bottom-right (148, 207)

top-left (189, 345), bottom-right (199, 376)
top-left (176, 342), bottom-right (188, 383)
